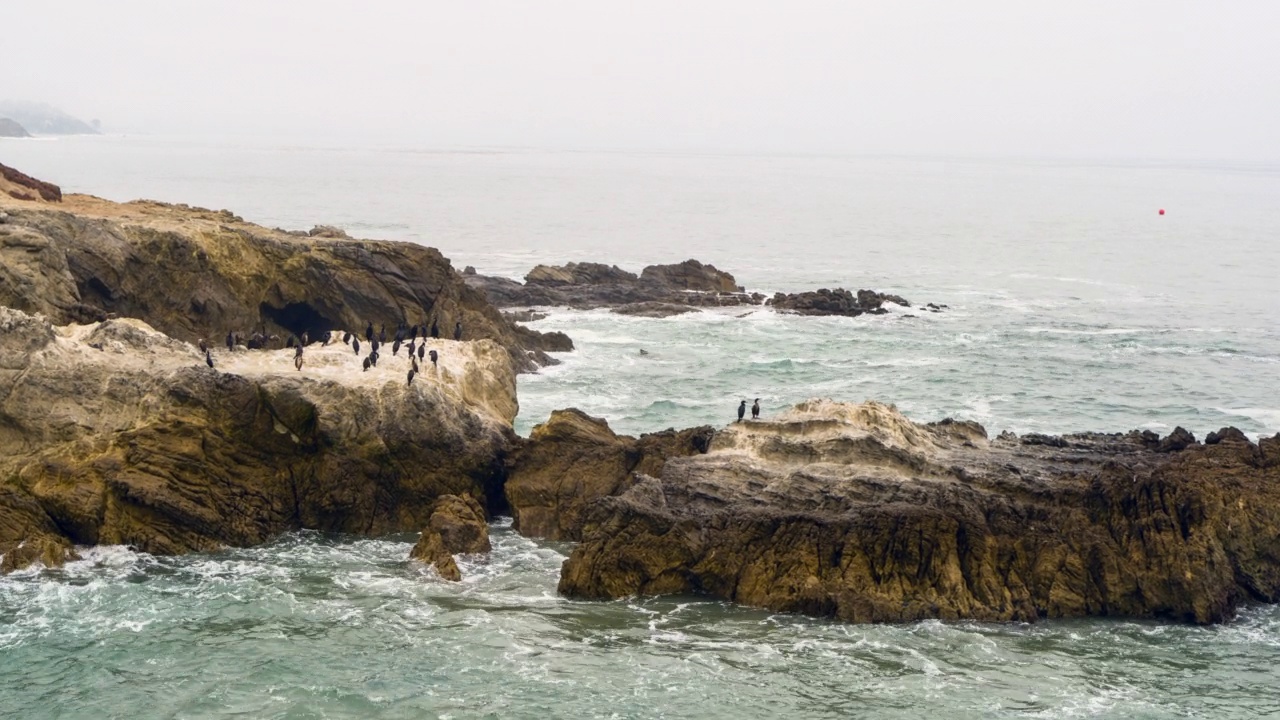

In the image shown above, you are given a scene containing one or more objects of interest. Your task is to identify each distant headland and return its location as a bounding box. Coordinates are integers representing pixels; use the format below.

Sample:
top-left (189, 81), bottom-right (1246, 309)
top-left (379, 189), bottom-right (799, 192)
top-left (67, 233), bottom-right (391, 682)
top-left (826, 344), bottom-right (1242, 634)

top-left (0, 100), bottom-right (99, 135)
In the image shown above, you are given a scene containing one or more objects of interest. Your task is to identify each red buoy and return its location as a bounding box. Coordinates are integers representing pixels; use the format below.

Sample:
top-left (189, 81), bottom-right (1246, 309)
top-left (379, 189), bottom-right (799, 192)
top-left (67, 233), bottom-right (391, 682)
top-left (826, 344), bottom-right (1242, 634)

top-left (1158, 209), bottom-right (1165, 215)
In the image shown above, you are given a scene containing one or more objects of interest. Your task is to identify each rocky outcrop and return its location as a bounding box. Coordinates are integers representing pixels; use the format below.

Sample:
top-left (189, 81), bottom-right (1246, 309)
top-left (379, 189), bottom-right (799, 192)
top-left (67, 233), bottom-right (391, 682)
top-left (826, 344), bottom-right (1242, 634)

top-left (0, 166), bottom-right (564, 373)
top-left (556, 399), bottom-right (1280, 625)
top-left (427, 494), bottom-right (491, 554)
top-left (0, 162), bottom-right (61, 202)
top-left (464, 259), bottom-right (763, 311)
top-left (504, 409), bottom-right (714, 541)
top-left (0, 118), bottom-right (30, 138)
top-left (409, 530), bottom-right (461, 581)
top-left (0, 307), bottom-right (517, 573)
top-left (768, 288), bottom-right (911, 316)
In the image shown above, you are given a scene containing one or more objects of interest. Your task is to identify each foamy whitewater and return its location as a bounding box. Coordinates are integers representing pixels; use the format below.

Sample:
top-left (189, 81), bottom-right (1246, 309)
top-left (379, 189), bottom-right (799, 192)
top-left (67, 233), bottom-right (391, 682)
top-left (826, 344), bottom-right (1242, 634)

top-left (2, 136), bottom-right (1279, 718)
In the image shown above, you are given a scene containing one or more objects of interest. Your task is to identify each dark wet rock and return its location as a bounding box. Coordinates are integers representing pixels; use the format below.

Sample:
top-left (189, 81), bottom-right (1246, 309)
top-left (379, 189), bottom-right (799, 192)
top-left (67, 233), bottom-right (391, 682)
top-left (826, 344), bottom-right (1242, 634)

top-left (1158, 427), bottom-right (1198, 453)
top-left (1205, 427), bottom-right (1250, 445)
top-left (612, 302), bottom-right (700, 318)
top-left (464, 259), bottom-right (761, 311)
top-left (767, 288), bottom-right (911, 317)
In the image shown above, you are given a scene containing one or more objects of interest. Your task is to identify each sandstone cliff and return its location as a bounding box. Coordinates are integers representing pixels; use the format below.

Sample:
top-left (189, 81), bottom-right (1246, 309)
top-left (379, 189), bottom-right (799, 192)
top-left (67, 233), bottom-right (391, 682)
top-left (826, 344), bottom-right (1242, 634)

top-left (0, 166), bottom-right (564, 373)
top-left (552, 400), bottom-right (1280, 624)
top-left (0, 307), bottom-right (517, 572)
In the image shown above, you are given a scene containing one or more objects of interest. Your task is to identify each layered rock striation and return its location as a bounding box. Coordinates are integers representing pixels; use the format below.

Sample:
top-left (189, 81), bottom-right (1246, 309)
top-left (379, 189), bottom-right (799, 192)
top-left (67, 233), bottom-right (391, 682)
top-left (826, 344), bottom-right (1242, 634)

top-left (551, 399), bottom-right (1280, 624)
top-left (0, 307), bottom-right (517, 572)
top-left (0, 169), bottom-right (564, 373)
top-left (464, 259), bottom-right (763, 312)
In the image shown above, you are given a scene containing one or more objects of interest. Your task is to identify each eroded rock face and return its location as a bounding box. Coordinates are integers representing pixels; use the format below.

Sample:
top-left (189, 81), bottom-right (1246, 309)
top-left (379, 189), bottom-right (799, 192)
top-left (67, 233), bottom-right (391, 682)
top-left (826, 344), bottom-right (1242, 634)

top-left (504, 409), bottom-right (714, 541)
top-left (0, 169), bottom-right (562, 372)
top-left (428, 494), bottom-right (491, 554)
top-left (464, 259), bottom-right (760, 311)
top-left (767, 288), bottom-right (911, 317)
top-left (409, 530), bottom-right (461, 582)
top-left (0, 308), bottom-right (516, 572)
top-left (557, 399), bottom-right (1280, 625)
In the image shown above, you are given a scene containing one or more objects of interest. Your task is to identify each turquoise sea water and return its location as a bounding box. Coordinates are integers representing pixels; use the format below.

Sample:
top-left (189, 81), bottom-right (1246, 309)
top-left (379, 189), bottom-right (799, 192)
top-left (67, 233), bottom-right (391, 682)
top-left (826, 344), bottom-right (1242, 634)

top-left (2, 136), bottom-right (1279, 718)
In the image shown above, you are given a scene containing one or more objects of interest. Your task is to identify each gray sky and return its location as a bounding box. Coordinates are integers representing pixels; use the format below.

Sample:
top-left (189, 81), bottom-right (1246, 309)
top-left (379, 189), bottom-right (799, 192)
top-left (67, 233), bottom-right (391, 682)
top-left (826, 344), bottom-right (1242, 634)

top-left (4, 1), bottom-right (1277, 159)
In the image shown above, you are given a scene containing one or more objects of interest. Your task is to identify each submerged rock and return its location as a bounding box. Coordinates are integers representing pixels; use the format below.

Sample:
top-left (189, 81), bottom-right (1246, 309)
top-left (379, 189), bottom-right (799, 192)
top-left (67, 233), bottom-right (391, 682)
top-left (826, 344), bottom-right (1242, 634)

top-left (409, 529), bottom-right (462, 582)
top-left (552, 399), bottom-right (1280, 625)
top-left (0, 307), bottom-right (516, 573)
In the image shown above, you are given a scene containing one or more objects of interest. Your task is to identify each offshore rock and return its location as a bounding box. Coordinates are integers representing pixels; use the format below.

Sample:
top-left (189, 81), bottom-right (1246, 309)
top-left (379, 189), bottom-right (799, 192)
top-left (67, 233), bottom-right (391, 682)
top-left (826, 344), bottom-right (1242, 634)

top-left (767, 288), bottom-right (911, 317)
top-left (0, 307), bottom-right (516, 573)
top-left (0, 165), bottom-right (561, 372)
top-left (428, 494), bottom-right (491, 554)
top-left (464, 259), bottom-right (760, 310)
top-left (0, 118), bottom-right (31, 138)
top-left (409, 529), bottom-right (461, 582)
top-left (505, 409), bottom-right (714, 541)
top-left (557, 399), bottom-right (1280, 625)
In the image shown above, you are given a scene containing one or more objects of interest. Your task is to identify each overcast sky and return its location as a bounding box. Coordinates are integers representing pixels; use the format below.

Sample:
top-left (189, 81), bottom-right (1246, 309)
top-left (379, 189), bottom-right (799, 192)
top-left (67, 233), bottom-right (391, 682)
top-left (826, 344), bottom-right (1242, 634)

top-left (4, 1), bottom-right (1277, 159)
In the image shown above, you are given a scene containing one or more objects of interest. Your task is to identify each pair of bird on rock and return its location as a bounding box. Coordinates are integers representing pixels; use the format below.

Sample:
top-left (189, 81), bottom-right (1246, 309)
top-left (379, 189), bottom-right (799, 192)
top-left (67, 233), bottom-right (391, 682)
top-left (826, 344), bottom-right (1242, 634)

top-left (737, 399), bottom-right (761, 422)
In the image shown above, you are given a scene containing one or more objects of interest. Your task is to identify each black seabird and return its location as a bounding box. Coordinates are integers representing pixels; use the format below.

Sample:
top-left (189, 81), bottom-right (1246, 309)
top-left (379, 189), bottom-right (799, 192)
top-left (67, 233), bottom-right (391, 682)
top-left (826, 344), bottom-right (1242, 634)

top-left (353, 338), bottom-right (361, 355)
top-left (407, 339), bottom-right (416, 358)
top-left (379, 324), bottom-right (387, 343)
top-left (322, 331), bottom-right (332, 346)
top-left (411, 355), bottom-right (420, 374)
top-left (392, 339), bottom-right (402, 356)
top-left (453, 322), bottom-right (462, 341)
top-left (410, 325), bottom-right (419, 341)
top-left (407, 368), bottom-right (416, 386)
top-left (362, 356), bottom-right (371, 372)
top-left (751, 399), bottom-right (760, 420)
top-left (198, 338), bottom-right (208, 354)
top-left (301, 331), bottom-right (309, 346)
top-left (205, 350), bottom-right (214, 369)
top-left (365, 321), bottom-right (374, 343)
top-left (417, 343), bottom-right (426, 361)
top-left (430, 319), bottom-right (439, 339)
top-left (429, 349), bottom-right (438, 367)
top-left (343, 331), bottom-right (352, 345)
top-left (737, 400), bottom-right (747, 422)
top-left (370, 350), bottom-right (379, 367)
top-left (371, 338), bottom-right (380, 355)
top-left (225, 331), bottom-right (234, 351)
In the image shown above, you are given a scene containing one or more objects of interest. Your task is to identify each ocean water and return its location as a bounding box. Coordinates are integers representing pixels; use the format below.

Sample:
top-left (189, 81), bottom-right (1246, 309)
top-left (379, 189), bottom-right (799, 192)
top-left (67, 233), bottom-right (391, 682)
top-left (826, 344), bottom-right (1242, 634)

top-left (3, 135), bottom-right (1279, 718)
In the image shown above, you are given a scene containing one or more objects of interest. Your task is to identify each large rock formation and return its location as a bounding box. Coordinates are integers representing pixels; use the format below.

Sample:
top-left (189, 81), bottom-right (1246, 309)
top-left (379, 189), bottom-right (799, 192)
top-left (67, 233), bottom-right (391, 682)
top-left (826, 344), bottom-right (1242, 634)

top-left (463, 259), bottom-right (763, 311)
top-left (0, 101), bottom-right (98, 135)
top-left (504, 409), bottom-right (714, 541)
top-left (555, 399), bottom-right (1280, 624)
top-left (0, 307), bottom-right (517, 572)
top-left (768, 288), bottom-right (911, 316)
top-left (0, 168), bottom-right (564, 373)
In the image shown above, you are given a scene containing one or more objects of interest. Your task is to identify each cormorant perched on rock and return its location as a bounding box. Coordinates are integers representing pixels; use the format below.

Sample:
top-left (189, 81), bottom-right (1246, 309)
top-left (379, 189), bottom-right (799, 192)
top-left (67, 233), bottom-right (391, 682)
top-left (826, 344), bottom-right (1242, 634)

top-left (294, 344), bottom-right (304, 371)
top-left (417, 343), bottom-right (426, 362)
top-left (430, 318), bottom-right (439, 339)
top-left (453, 321), bottom-right (462, 341)
top-left (205, 350), bottom-right (214, 369)
top-left (362, 356), bottom-right (371, 372)
top-left (353, 338), bottom-right (361, 355)
top-left (751, 399), bottom-right (760, 420)
top-left (394, 324), bottom-right (405, 343)
top-left (225, 331), bottom-right (234, 351)
top-left (301, 331), bottom-right (309, 346)
top-left (379, 324), bottom-right (387, 344)
top-left (365, 321), bottom-right (374, 343)
top-left (429, 349), bottom-right (438, 367)
top-left (411, 355), bottom-right (420, 374)
top-left (198, 338), bottom-right (208, 354)
top-left (407, 368), bottom-right (416, 386)
top-left (407, 339), bottom-right (416, 358)
top-left (392, 339), bottom-right (402, 356)
top-left (410, 325), bottom-right (419, 341)
top-left (322, 331), bottom-right (332, 346)
top-left (343, 331), bottom-right (352, 345)
top-left (737, 400), bottom-right (747, 422)
top-left (369, 350), bottom-right (379, 367)
top-left (371, 338), bottom-right (380, 355)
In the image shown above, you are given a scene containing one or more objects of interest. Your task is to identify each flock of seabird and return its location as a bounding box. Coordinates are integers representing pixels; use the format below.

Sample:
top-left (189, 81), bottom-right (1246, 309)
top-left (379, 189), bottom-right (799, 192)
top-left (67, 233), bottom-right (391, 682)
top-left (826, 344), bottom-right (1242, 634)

top-left (199, 317), bottom-right (462, 387)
